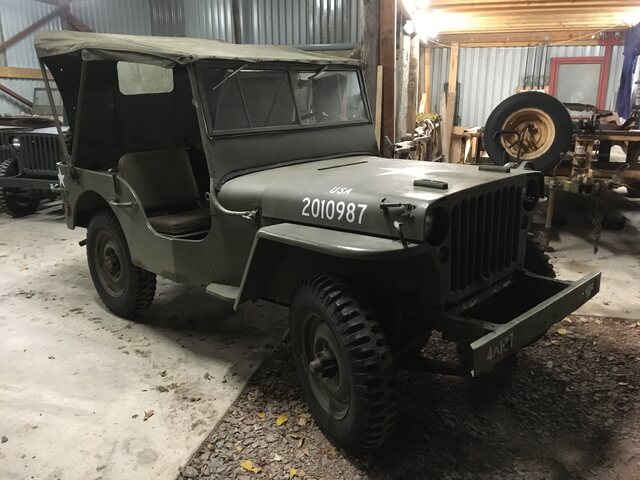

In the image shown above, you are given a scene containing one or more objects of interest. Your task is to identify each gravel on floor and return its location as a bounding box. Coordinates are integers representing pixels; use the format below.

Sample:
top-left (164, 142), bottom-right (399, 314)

top-left (177, 315), bottom-right (640, 480)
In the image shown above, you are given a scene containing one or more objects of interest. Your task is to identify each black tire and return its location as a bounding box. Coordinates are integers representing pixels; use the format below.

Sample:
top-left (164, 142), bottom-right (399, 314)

top-left (484, 92), bottom-right (572, 172)
top-left (289, 275), bottom-right (397, 454)
top-left (0, 158), bottom-right (40, 217)
top-left (524, 234), bottom-right (556, 278)
top-left (86, 209), bottom-right (156, 318)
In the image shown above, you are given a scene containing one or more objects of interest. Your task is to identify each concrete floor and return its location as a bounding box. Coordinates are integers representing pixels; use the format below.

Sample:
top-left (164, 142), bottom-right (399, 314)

top-left (0, 189), bottom-right (638, 480)
top-left (535, 188), bottom-right (640, 319)
top-left (0, 203), bottom-right (287, 480)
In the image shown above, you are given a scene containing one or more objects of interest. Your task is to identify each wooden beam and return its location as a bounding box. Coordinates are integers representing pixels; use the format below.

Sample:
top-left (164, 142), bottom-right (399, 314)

top-left (406, 34), bottom-right (420, 135)
top-left (437, 29), bottom-right (625, 46)
top-left (379, 0), bottom-right (397, 148)
top-left (0, 82), bottom-right (33, 108)
top-left (0, 3), bottom-right (70, 53)
top-left (0, 66), bottom-right (52, 80)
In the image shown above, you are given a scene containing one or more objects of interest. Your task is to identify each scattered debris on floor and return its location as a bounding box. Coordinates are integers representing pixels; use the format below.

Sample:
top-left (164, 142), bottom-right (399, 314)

top-left (179, 315), bottom-right (640, 480)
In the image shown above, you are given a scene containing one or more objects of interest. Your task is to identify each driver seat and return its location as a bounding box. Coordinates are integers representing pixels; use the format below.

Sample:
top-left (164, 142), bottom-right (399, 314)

top-left (118, 149), bottom-right (211, 236)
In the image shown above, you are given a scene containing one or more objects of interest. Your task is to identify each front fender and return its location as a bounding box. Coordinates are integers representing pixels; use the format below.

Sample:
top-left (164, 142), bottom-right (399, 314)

top-left (235, 222), bottom-right (426, 309)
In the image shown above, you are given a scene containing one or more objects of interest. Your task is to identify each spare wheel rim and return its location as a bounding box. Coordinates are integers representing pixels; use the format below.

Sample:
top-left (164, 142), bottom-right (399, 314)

top-left (499, 107), bottom-right (556, 161)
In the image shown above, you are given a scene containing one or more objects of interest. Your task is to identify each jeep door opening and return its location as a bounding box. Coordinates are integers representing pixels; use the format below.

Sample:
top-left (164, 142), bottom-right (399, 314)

top-left (36, 31), bottom-right (600, 454)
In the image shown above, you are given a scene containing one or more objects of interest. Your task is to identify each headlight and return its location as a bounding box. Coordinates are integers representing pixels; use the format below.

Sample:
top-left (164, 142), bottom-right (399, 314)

top-left (523, 178), bottom-right (540, 211)
top-left (424, 207), bottom-right (448, 246)
top-left (424, 213), bottom-right (434, 238)
top-left (10, 137), bottom-right (20, 149)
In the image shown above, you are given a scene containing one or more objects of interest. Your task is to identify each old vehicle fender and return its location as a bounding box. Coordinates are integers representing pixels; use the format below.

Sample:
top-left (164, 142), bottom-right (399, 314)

top-left (235, 223), bottom-right (426, 309)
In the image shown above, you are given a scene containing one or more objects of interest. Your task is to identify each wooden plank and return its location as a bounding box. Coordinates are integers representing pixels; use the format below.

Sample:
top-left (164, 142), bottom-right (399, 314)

top-left (375, 65), bottom-right (383, 150)
top-left (424, 47), bottom-right (431, 113)
top-left (406, 34), bottom-right (420, 135)
top-left (379, 0), bottom-right (396, 148)
top-left (0, 66), bottom-right (52, 80)
top-left (448, 43), bottom-right (459, 94)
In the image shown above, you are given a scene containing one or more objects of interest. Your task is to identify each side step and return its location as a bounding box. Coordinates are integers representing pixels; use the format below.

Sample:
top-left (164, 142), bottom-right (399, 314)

top-left (205, 283), bottom-right (240, 303)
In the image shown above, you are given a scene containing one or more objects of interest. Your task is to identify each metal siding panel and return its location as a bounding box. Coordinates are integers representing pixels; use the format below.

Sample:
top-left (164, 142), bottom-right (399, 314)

top-left (0, 78), bottom-right (44, 115)
top-left (1, 0), bottom-right (63, 68)
top-left (432, 44), bottom-right (622, 127)
top-left (606, 44), bottom-right (624, 111)
top-left (70, 0), bottom-right (152, 35)
top-left (241, 0), bottom-right (360, 46)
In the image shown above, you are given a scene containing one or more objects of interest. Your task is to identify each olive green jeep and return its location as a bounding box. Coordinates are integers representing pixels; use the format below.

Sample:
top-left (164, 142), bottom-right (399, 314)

top-left (36, 31), bottom-right (600, 453)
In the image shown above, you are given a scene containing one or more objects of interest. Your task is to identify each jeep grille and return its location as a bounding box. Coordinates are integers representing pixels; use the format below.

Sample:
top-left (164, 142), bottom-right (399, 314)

top-left (449, 185), bottom-right (523, 292)
top-left (15, 133), bottom-right (63, 176)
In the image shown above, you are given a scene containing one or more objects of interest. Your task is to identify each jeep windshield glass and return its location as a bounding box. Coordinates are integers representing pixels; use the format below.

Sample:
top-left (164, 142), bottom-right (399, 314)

top-left (197, 65), bottom-right (369, 133)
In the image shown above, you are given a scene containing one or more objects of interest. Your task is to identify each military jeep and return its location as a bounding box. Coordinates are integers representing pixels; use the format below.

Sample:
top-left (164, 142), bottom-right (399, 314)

top-left (36, 31), bottom-right (600, 453)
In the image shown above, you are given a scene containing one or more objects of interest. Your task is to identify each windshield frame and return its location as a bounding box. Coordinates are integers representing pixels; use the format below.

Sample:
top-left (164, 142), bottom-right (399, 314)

top-left (194, 61), bottom-right (372, 138)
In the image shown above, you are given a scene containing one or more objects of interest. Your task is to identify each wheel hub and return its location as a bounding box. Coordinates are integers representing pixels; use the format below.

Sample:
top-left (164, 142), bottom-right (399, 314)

top-left (308, 348), bottom-right (338, 379)
top-left (103, 249), bottom-right (121, 277)
top-left (500, 107), bottom-right (555, 161)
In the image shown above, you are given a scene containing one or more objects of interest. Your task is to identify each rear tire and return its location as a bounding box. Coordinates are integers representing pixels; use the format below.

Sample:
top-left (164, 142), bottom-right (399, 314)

top-left (484, 92), bottom-right (572, 172)
top-left (289, 275), bottom-right (397, 454)
top-left (627, 182), bottom-right (640, 198)
top-left (0, 158), bottom-right (40, 217)
top-left (86, 210), bottom-right (156, 318)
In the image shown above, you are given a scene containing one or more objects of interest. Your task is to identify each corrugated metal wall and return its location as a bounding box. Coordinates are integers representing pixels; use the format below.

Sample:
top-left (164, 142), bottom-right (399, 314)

top-left (0, 0), bottom-right (63, 114)
top-left (185, 0), bottom-right (235, 42)
top-left (239, 0), bottom-right (360, 46)
top-left (69, 0), bottom-right (152, 36)
top-left (0, 0), bottom-right (361, 115)
top-left (430, 45), bottom-right (625, 127)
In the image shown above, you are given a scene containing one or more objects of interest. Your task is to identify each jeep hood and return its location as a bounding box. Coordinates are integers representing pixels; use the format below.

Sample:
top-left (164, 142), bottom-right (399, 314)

top-left (218, 156), bottom-right (541, 243)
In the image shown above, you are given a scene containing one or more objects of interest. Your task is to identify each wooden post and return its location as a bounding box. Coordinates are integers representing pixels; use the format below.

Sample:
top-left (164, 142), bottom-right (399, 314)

top-left (442, 42), bottom-right (459, 162)
top-left (405, 33), bottom-right (420, 135)
top-left (375, 65), bottom-right (383, 150)
top-left (379, 0), bottom-right (396, 151)
top-left (361, 0), bottom-right (381, 119)
top-left (424, 47), bottom-right (431, 113)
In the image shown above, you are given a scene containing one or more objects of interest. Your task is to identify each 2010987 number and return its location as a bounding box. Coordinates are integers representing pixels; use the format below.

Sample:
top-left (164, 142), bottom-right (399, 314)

top-left (301, 198), bottom-right (368, 224)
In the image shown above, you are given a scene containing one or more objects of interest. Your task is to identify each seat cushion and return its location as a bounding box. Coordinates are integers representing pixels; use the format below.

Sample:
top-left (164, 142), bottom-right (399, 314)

top-left (119, 148), bottom-right (200, 211)
top-left (148, 207), bottom-right (211, 236)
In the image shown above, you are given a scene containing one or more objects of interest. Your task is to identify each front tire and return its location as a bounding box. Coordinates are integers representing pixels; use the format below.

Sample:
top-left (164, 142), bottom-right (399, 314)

top-left (0, 158), bottom-right (40, 217)
top-left (524, 234), bottom-right (556, 278)
top-left (289, 275), bottom-right (397, 454)
top-left (86, 210), bottom-right (156, 318)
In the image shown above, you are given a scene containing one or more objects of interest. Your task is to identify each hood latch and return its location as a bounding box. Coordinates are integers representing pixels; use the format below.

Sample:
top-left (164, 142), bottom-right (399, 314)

top-left (379, 198), bottom-right (416, 219)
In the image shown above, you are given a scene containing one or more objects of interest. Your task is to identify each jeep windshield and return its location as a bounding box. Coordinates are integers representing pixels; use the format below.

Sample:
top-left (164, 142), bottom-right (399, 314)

top-left (197, 63), bottom-right (370, 135)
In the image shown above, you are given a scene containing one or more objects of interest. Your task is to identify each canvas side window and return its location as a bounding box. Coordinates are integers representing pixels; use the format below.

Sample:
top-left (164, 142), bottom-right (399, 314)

top-left (117, 62), bottom-right (174, 95)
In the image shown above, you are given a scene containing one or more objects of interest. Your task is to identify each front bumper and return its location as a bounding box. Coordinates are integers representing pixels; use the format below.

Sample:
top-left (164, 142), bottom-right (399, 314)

top-left (448, 271), bottom-right (601, 377)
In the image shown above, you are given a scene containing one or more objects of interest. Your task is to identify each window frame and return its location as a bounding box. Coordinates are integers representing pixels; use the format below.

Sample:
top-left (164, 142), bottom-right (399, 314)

top-left (195, 61), bottom-right (372, 138)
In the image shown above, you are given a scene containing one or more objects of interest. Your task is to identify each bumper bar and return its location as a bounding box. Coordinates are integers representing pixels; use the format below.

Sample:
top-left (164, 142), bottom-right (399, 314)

top-left (450, 271), bottom-right (601, 377)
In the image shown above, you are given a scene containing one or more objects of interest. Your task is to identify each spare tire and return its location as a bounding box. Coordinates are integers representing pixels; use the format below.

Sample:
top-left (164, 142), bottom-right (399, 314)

top-left (484, 92), bottom-right (572, 172)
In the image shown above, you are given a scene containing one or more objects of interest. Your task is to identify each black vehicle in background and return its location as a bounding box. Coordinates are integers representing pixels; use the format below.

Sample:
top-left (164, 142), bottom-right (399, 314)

top-left (0, 88), bottom-right (67, 218)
